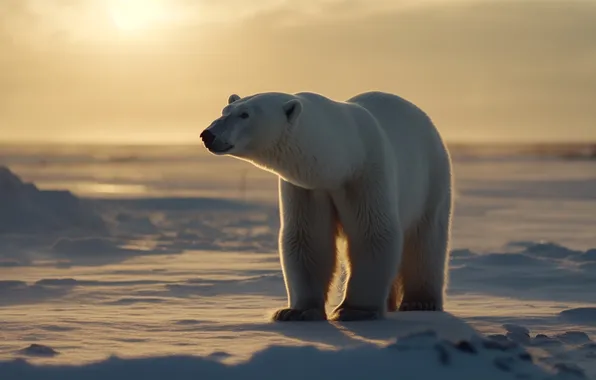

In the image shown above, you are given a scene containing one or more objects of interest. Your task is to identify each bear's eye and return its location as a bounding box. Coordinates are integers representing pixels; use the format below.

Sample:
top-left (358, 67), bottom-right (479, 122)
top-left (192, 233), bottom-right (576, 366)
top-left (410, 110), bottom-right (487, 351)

top-left (239, 112), bottom-right (249, 119)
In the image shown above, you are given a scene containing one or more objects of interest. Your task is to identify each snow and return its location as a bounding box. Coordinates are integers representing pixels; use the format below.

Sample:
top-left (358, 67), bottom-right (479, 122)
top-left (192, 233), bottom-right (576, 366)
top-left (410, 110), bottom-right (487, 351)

top-left (560, 308), bottom-right (596, 325)
top-left (0, 333), bottom-right (573, 380)
top-left (0, 166), bottom-right (106, 235)
top-left (0, 144), bottom-right (595, 380)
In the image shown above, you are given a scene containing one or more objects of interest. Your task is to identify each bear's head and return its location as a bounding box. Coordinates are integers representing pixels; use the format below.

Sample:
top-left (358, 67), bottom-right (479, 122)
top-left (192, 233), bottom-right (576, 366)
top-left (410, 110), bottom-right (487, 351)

top-left (200, 93), bottom-right (302, 157)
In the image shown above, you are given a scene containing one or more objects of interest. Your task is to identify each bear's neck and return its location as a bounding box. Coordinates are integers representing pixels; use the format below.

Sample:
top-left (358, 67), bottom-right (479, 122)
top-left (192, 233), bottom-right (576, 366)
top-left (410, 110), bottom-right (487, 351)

top-left (245, 132), bottom-right (361, 190)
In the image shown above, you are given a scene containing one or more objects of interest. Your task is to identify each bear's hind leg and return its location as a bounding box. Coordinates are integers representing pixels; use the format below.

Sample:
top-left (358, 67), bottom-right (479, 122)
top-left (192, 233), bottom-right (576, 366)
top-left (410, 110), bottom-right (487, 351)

top-left (398, 197), bottom-right (451, 312)
top-left (272, 180), bottom-right (339, 322)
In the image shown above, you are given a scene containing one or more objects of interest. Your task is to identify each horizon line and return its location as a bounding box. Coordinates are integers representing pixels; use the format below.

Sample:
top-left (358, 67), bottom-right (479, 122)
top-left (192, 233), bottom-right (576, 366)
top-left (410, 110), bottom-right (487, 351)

top-left (1, 139), bottom-right (595, 147)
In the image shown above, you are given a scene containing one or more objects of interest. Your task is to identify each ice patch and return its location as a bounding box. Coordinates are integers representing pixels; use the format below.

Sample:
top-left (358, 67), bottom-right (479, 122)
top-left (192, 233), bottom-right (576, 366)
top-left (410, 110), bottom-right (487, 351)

top-left (104, 297), bottom-right (169, 306)
top-left (17, 344), bottom-right (60, 358)
top-left (449, 242), bottom-right (596, 303)
top-left (559, 308), bottom-right (596, 325)
top-left (0, 280), bottom-right (72, 306)
top-left (97, 197), bottom-right (261, 212)
top-left (554, 332), bottom-right (592, 345)
top-left (173, 319), bottom-right (203, 326)
top-left (473, 252), bottom-right (549, 267)
top-left (508, 241), bottom-right (582, 259)
top-left (503, 324), bottom-right (530, 344)
top-left (49, 237), bottom-right (181, 266)
top-left (162, 274), bottom-right (285, 298)
top-left (462, 178), bottom-right (596, 201)
top-left (34, 278), bottom-right (165, 287)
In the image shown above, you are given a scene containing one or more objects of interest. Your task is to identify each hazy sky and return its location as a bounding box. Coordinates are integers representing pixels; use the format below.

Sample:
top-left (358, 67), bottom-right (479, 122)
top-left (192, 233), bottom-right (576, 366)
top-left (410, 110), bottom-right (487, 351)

top-left (1, 0), bottom-right (595, 144)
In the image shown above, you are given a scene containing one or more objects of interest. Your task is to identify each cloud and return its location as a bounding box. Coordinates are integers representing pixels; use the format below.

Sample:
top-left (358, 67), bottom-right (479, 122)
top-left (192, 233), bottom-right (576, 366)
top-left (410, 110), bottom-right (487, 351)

top-left (1, 0), bottom-right (595, 142)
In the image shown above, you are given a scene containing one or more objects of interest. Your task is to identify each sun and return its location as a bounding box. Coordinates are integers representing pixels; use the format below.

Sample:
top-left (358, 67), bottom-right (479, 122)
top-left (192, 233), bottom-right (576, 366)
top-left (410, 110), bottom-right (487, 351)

top-left (108, 0), bottom-right (169, 32)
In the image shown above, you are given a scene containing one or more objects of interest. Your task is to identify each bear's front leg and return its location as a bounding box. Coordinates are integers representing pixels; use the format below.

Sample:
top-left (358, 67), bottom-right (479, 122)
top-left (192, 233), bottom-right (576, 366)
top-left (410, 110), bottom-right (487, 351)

top-left (329, 228), bottom-right (403, 321)
top-left (272, 180), bottom-right (339, 322)
top-left (329, 183), bottom-right (403, 322)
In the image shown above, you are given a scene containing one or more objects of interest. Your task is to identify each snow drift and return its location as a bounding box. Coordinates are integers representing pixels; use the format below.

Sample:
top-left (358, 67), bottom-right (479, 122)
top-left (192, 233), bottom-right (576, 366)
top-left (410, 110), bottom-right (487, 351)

top-left (0, 331), bottom-right (578, 380)
top-left (0, 166), bottom-right (106, 235)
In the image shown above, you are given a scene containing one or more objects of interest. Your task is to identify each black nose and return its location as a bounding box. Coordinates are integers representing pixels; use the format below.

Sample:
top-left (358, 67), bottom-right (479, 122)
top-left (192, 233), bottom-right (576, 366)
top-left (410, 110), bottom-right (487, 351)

top-left (200, 130), bottom-right (216, 146)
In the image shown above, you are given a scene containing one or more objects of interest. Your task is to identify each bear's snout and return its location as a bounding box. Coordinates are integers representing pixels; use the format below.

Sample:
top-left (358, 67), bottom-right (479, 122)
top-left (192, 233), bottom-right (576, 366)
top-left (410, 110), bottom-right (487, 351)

top-left (200, 128), bottom-right (234, 154)
top-left (200, 129), bottom-right (216, 147)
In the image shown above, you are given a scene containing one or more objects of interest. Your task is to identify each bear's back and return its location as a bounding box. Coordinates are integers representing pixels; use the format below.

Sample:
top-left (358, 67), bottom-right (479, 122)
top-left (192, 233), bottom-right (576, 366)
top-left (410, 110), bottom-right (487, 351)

top-left (346, 91), bottom-right (446, 157)
top-left (346, 91), bottom-right (451, 225)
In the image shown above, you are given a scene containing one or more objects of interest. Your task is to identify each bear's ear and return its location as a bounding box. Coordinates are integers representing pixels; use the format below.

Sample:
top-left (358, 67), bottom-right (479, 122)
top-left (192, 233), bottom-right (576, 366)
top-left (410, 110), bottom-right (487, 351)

top-left (282, 99), bottom-right (302, 124)
top-left (228, 94), bottom-right (241, 104)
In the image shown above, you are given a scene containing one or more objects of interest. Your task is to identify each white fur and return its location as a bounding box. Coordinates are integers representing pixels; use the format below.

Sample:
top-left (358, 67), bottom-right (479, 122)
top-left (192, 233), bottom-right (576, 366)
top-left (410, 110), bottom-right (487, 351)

top-left (201, 91), bottom-right (453, 321)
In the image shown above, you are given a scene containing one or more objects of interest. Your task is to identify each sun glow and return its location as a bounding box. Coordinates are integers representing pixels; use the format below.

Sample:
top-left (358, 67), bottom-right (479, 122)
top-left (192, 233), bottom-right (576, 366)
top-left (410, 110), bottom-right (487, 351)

top-left (109, 0), bottom-right (172, 32)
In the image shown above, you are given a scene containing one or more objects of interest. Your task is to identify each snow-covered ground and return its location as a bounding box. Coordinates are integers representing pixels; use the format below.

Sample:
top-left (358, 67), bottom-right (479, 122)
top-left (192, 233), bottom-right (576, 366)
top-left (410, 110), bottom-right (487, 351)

top-left (0, 144), bottom-right (594, 379)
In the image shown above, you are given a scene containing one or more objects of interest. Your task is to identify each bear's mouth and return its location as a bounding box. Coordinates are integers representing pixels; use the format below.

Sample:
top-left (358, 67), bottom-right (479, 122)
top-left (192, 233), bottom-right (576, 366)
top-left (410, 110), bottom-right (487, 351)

top-left (208, 144), bottom-right (234, 154)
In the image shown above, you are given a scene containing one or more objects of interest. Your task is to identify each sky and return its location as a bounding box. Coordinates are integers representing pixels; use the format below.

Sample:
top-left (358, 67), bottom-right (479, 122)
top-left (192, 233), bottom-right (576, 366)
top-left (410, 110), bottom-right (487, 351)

top-left (1, 0), bottom-right (595, 144)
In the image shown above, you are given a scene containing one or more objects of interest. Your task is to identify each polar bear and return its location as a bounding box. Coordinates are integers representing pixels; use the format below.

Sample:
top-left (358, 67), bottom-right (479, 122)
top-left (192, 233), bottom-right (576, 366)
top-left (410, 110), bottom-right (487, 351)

top-left (200, 91), bottom-right (453, 322)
